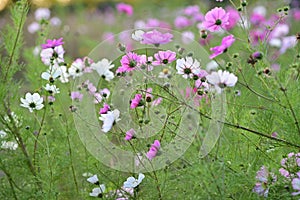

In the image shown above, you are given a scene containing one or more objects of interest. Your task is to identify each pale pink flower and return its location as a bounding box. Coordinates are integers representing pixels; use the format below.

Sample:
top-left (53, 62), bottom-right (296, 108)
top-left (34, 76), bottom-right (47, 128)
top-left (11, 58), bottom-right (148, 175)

top-left (152, 50), bottom-right (176, 66)
top-left (174, 16), bottom-right (192, 29)
top-left (141, 30), bottom-right (173, 46)
top-left (125, 129), bottom-right (135, 141)
top-left (146, 140), bottom-right (160, 160)
top-left (70, 91), bottom-right (83, 101)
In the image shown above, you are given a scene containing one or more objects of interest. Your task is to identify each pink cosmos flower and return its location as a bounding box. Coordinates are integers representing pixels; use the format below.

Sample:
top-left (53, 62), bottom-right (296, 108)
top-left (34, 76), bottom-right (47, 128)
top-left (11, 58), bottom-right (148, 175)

top-left (152, 97), bottom-right (163, 106)
top-left (94, 93), bottom-right (102, 104)
top-left (152, 50), bottom-right (176, 66)
top-left (226, 7), bottom-right (240, 30)
top-left (279, 168), bottom-right (290, 178)
top-left (116, 3), bottom-right (133, 16)
top-left (292, 175), bottom-right (300, 196)
top-left (70, 91), bottom-right (83, 101)
top-left (141, 30), bottom-right (173, 46)
top-left (41, 38), bottom-right (64, 49)
top-left (209, 35), bottom-right (235, 59)
top-left (145, 88), bottom-right (153, 102)
top-left (100, 88), bottom-right (110, 98)
top-left (130, 94), bottom-right (143, 109)
top-left (250, 13), bottom-right (266, 26)
top-left (125, 128), bottom-right (135, 141)
top-left (117, 52), bottom-right (142, 73)
top-left (253, 166), bottom-right (277, 197)
top-left (184, 5), bottom-right (200, 16)
top-left (294, 10), bottom-right (300, 21)
top-left (87, 83), bottom-right (97, 95)
top-left (99, 103), bottom-right (110, 114)
top-left (174, 16), bottom-right (192, 29)
top-left (203, 7), bottom-right (229, 32)
top-left (146, 140), bottom-right (160, 160)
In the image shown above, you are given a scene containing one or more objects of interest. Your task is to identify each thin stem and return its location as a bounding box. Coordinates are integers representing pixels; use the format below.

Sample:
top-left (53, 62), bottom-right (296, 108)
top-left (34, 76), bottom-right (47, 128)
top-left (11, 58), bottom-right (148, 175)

top-left (0, 159), bottom-right (18, 200)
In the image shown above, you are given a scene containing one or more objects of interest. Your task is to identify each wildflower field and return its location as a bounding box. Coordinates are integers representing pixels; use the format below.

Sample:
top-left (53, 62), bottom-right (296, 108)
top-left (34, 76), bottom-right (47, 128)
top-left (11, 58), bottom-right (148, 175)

top-left (0, 0), bottom-right (300, 199)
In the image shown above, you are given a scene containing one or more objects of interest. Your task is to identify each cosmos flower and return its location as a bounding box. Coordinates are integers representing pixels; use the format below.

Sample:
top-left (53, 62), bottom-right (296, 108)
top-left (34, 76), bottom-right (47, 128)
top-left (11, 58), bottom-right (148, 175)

top-left (99, 104), bottom-right (111, 114)
top-left (117, 52), bottom-right (143, 73)
top-left (123, 173), bottom-right (145, 188)
top-left (116, 3), bottom-right (133, 16)
top-left (132, 30), bottom-right (145, 42)
top-left (99, 109), bottom-right (121, 133)
top-left (125, 128), bottom-right (135, 141)
top-left (89, 185), bottom-right (106, 198)
top-left (206, 70), bottom-right (238, 93)
top-left (44, 84), bottom-right (60, 95)
top-left (40, 45), bottom-right (65, 66)
top-left (41, 38), bottom-right (64, 49)
top-left (20, 93), bottom-right (44, 112)
top-left (141, 30), bottom-right (173, 46)
top-left (176, 57), bottom-right (201, 79)
top-left (91, 58), bottom-right (115, 81)
top-left (203, 7), bottom-right (229, 32)
top-left (152, 50), bottom-right (176, 66)
top-left (70, 91), bottom-right (83, 101)
top-left (209, 35), bottom-right (235, 59)
top-left (130, 94), bottom-right (143, 109)
top-left (146, 140), bottom-right (161, 160)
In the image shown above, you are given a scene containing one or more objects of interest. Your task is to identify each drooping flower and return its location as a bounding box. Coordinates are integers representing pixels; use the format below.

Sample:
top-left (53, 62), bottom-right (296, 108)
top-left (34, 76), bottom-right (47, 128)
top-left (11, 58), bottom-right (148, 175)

top-left (70, 91), bottom-right (83, 101)
top-left (99, 109), bottom-right (121, 133)
top-left (89, 185), bottom-right (106, 198)
top-left (206, 70), bottom-right (238, 93)
top-left (117, 52), bottom-right (142, 73)
top-left (209, 35), bottom-right (235, 59)
top-left (130, 94), bottom-right (143, 109)
top-left (99, 104), bottom-right (110, 114)
top-left (203, 7), bottom-right (229, 32)
top-left (116, 3), bottom-right (133, 16)
top-left (44, 84), bottom-right (60, 95)
top-left (152, 50), bottom-right (176, 66)
top-left (123, 173), bottom-right (145, 188)
top-left (40, 45), bottom-right (65, 66)
top-left (41, 38), bottom-right (64, 49)
top-left (132, 30), bottom-right (145, 42)
top-left (146, 140), bottom-right (161, 160)
top-left (20, 93), bottom-right (44, 112)
top-left (125, 128), bottom-right (135, 141)
top-left (87, 175), bottom-right (99, 185)
top-left (91, 58), bottom-right (115, 81)
top-left (176, 57), bottom-right (201, 79)
top-left (141, 30), bottom-right (173, 46)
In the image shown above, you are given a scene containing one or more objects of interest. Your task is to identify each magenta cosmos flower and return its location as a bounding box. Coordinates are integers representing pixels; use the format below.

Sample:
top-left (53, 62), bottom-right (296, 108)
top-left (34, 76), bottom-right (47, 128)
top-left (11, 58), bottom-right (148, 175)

top-left (99, 103), bottom-right (110, 114)
top-left (130, 94), bottom-right (143, 109)
top-left (152, 50), bottom-right (176, 66)
top-left (146, 140), bottom-right (160, 160)
top-left (41, 38), bottom-right (64, 49)
top-left (117, 52), bottom-right (143, 73)
top-left (141, 30), bottom-right (173, 47)
top-left (209, 35), bottom-right (235, 59)
top-left (116, 3), bottom-right (133, 16)
top-left (203, 7), bottom-right (229, 32)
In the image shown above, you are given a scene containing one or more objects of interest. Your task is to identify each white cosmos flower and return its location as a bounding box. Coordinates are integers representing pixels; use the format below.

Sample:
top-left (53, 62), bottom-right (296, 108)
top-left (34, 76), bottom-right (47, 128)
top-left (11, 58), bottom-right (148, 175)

top-left (123, 173), bottom-right (145, 188)
top-left (68, 59), bottom-right (85, 78)
top-left (0, 130), bottom-right (7, 138)
top-left (20, 93), bottom-right (44, 112)
top-left (41, 67), bottom-right (62, 82)
top-left (132, 30), bottom-right (145, 41)
top-left (91, 58), bottom-right (115, 81)
top-left (44, 84), bottom-right (60, 95)
top-left (89, 184), bottom-right (106, 197)
top-left (1, 141), bottom-right (18, 150)
top-left (99, 109), bottom-right (121, 133)
top-left (176, 57), bottom-right (201, 79)
top-left (87, 175), bottom-right (99, 184)
top-left (206, 70), bottom-right (238, 93)
top-left (40, 45), bottom-right (64, 66)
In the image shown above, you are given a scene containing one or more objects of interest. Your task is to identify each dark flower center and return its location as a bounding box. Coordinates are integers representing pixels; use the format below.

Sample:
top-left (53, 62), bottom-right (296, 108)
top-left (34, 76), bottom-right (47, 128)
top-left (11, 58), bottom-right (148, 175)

top-left (184, 68), bottom-right (192, 74)
top-left (29, 102), bottom-right (36, 108)
top-left (162, 59), bottom-right (168, 64)
top-left (129, 60), bottom-right (137, 68)
top-left (53, 51), bottom-right (58, 58)
top-left (101, 75), bottom-right (106, 79)
top-left (215, 19), bottom-right (222, 25)
top-left (76, 69), bottom-right (80, 73)
top-left (218, 83), bottom-right (226, 88)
